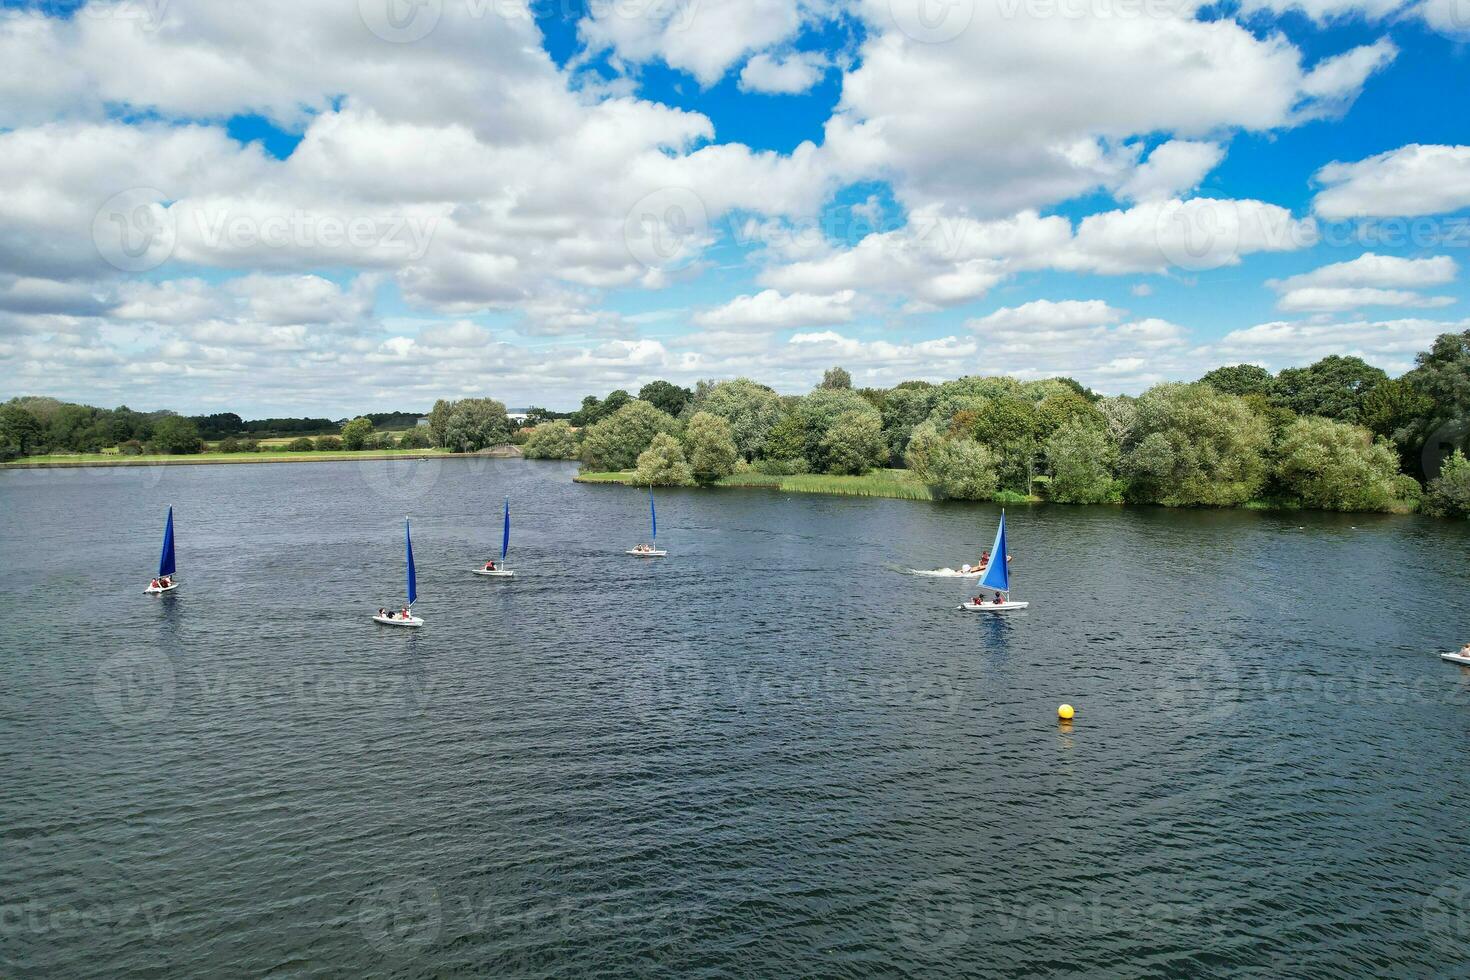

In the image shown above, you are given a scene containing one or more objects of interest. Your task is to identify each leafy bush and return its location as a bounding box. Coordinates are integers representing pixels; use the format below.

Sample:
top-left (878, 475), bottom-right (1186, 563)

top-left (1424, 450), bottom-right (1470, 518)
top-left (819, 411), bottom-right (887, 475)
top-left (151, 416), bottom-right (204, 455)
top-left (683, 411), bottom-right (739, 482)
top-left (217, 437), bottom-right (242, 453)
top-left (286, 437), bottom-right (316, 452)
top-left (315, 435), bottom-right (343, 451)
top-left (1273, 416), bottom-right (1404, 512)
top-left (1122, 383), bottom-right (1270, 506)
top-left (340, 417), bottom-right (374, 450)
top-left (522, 420), bottom-right (579, 460)
top-left (927, 438), bottom-right (998, 500)
top-left (119, 439), bottom-right (145, 456)
top-left (397, 428), bottom-right (433, 449)
top-left (750, 457), bottom-right (811, 476)
top-left (581, 401), bottom-right (678, 471)
top-left (632, 432), bottom-right (695, 486)
top-left (1045, 419), bottom-right (1120, 504)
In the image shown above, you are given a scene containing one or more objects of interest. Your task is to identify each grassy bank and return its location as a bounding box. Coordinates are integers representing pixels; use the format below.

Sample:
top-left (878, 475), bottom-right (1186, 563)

top-left (575, 468), bottom-right (939, 501)
top-left (3, 448), bottom-right (447, 468)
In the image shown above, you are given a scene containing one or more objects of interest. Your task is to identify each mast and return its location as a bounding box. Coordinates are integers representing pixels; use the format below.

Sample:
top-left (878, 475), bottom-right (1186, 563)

top-left (649, 486), bottom-right (657, 545)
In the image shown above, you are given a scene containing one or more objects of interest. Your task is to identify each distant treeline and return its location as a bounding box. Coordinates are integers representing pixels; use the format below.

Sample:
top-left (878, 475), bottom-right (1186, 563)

top-left (520, 334), bottom-right (1470, 518)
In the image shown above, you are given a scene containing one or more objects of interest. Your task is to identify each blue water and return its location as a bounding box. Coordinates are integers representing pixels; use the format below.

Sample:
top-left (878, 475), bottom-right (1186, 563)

top-left (3, 458), bottom-right (1470, 977)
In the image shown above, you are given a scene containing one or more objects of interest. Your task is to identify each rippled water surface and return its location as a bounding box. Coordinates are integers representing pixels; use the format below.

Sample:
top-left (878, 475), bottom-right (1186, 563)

top-left (4, 458), bottom-right (1470, 977)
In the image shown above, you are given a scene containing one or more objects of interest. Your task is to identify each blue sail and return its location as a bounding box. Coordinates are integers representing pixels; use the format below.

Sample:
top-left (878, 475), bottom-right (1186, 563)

top-left (500, 497), bottom-right (510, 563)
top-left (405, 518), bottom-right (417, 606)
top-left (158, 506), bottom-right (176, 577)
top-left (649, 487), bottom-right (657, 543)
top-left (977, 510), bottom-right (1010, 594)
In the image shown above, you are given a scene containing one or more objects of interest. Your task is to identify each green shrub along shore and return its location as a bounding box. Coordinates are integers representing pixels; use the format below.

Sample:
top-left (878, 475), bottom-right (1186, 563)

top-left (539, 334), bottom-right (1470, 519)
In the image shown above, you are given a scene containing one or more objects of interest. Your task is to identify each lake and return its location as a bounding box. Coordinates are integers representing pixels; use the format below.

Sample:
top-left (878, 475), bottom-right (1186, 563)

top-left (3, 458), bottom-right (1470, 977)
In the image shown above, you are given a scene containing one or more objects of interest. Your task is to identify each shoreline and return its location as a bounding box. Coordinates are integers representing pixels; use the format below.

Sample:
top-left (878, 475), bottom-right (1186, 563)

top-left (2, 450), bottom-right (449, 469)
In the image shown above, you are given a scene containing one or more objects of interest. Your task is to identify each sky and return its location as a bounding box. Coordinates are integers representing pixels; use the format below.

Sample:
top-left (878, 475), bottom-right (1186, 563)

top-left (3, 0), bottom-right (1470, 415)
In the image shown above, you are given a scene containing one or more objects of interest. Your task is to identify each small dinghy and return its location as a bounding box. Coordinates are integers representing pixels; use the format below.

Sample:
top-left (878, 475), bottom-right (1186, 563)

top-left (959, 510), bottom-right (1028, 613)
top-left (144, 507), bottom-right (179, 594)
top-left (473, 497), bottom-right (515, 578)
top-left (1442, 652), bottom-right (1470, 666)
top-left (374, 518), bottom-right (423, 627)
top-left (627, 487), bottom-right (667, 557)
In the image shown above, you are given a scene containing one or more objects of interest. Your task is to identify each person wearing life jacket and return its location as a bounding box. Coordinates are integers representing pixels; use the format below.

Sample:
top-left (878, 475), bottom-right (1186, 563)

top-left (400, 607), bottom-right (410, 619)
top-left (150, 578), bottom-right (160, 590)
top-left (484, 560), bottom-right (496, 571)
top-left (993, 594), bottom-right (1005, 605)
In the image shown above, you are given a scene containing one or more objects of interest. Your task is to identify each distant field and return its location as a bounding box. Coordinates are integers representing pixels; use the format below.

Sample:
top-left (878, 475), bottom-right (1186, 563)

top-left (575, 468), bottom-right (937, 501)
top-left (5, 449), bottom-right (447, 468)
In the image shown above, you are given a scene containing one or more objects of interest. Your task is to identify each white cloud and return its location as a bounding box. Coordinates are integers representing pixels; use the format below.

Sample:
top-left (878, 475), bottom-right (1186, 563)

top-left (1275, 287), bottom-right (1455, 312)
top-left (1116, 141), bottom-right (1225, 203)
top-left (738, 51), bottom-right (828, 95)
top-left (1214, 316), bottom-right (1468, 373)
top-left (694, 289), bottom-right (857, 329)
top-left (967, 299), bottom-right (1122, 333)
top-left (1313, 144), bottom-right (1470, 219)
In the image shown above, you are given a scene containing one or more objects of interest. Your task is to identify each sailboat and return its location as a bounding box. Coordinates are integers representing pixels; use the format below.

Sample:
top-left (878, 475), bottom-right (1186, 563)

top-left (960, 510), bottom-right (1028, 612)
top-left (373, 518), bottom-right (424, 627)
top-left (473, 497), bottom-right (515, 578)
top-left (626, 486), bottom-right (667, 557)
top-left (143, 506), bottom-right (179, 594)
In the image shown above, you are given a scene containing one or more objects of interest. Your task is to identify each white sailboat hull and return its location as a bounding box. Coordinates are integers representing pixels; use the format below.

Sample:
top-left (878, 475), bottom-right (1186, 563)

top-left (373, 614), bottom-right (424, 627)
top-left (960, 600), bottom-right (1029, 612)
top-left (1442, 652), bottom-right (1470, 666)
top-left (626, 549), bottom-right (667, 557)
top-left (144, 582), bottom-right (179, 594)
top-left (473, 567), bottom-right (515, 577)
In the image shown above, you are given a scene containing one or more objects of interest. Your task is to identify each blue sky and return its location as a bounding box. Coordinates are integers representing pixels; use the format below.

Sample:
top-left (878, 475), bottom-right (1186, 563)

top-left (2, 0), bottom-right (1469, 415)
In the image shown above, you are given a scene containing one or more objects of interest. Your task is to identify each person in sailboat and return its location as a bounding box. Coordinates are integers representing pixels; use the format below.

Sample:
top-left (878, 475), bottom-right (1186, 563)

top-left (150, 578), bottom-right (161, 590)
top-left (378, 608), bottom-right (387, 618)
top-left (484, 560), bottom-right (497, 571)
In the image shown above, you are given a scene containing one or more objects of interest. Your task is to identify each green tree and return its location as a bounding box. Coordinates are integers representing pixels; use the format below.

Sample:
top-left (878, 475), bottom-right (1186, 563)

top-left (638, 380), bottom-right (693, 417)
top-left (522, 420), bottom-right (579, 460)
top-left (315, 435), bottom-right (343, 450)
top-left (1270, 355), bottom-right (1387, 423)
top-left (0, 405), bottom-right (44, 456)
top-left (1401, 330), bottom-right (1470, 419)
top-left (787, 388), bottom-right (883, 473)
top-left (1045, 419), bottom-right (1120, 504)
top-left (972, 396), bottom-right (1039, 493)
top-left (1199, 364), bottom-right (1275, 397)
top-left (820, 366), bottom-right (852, 390)
top-left (880, 384), bottom-right (936, 461)
top-left (683, 411), bottom-right (739, 482)
top-left (1359, 377), bottom-right (1433, 441)
top-left (632, 432), bottom-right (695, 486)
top-left (442, 398), bottom-right (511, 452)
top-left (903, 420), bottom-right (946, 480)
top-left (1273, 417), bottom-right (1404, 512)
top-left (696, 378), bottom-right (784, 461)
top-left (340, 416), bottom-right (374, 451)
top-left (819, 412), bottom-right (887, 475)
top-left (927, 438), bottom-right (998, 500)
top-left (152, 416), bottom-right (203, 455)
top-left (286, 436), bottom-right (316, 451)
top-left (1122, 383), bottom-right (1271, 506)
top-left (427, 399), bottom-right (455, 447)
top-left (1423, 450), bottom-right (1470, 518)
top-left (580, 401), bottom-right (679, 471)
top-left (397, 428), bottom-right (433, 449)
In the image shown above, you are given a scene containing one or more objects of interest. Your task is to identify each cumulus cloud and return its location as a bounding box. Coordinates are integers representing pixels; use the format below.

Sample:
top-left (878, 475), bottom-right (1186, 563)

top-left (738, 51), bottom-right (828, 95)
top-left (1116, 141), bottom-right (1225, 203)
top-left (694, 289), bottom-right (857, 329)
top-left (1313, 144), bottom-right (1470, 219)
top-left (1267, 252), bottom-right (1458, 311)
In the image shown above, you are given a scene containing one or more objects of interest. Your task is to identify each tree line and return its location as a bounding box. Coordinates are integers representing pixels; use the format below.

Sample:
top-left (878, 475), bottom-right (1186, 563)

top-left (521, 334), bottom-right (1470, 518)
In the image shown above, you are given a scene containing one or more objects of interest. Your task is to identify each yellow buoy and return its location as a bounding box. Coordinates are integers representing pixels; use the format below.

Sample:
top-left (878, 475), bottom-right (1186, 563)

top-left (1058, 704), bottom-right (1075, 721)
